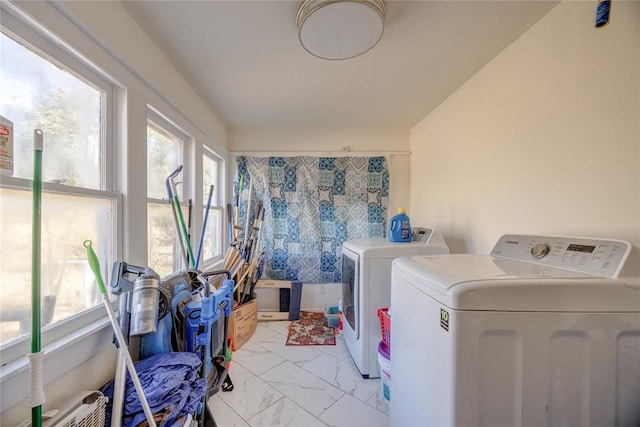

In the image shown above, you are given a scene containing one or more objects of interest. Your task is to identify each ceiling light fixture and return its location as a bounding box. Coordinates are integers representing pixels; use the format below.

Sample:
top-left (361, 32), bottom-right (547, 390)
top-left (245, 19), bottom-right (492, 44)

top-left (296, 0), bottom-right (385, 60)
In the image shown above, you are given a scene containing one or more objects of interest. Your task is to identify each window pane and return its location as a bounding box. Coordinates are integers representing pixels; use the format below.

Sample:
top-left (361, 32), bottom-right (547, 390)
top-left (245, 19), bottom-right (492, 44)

top-left (202, 152), bottom-right (222, 263)
top-left (202, 207), bottom-right (223, 261)
top-left (203, 154), bottom-right (218, 206)
top-left (0, 188), bottom-right (113, 346)
top-left (0, 33), bottom-right (102, 189)
top-left (148, 202), bottom-right (181, 277)
top-left (147, 123), bottom-right (182, 200)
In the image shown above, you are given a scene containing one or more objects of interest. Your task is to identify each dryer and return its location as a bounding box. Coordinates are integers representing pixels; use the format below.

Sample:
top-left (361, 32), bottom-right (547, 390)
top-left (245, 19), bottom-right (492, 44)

top-left (390, 234), bottom-right (640, 427)
top-left (341, 232), bottom-right (449, 378)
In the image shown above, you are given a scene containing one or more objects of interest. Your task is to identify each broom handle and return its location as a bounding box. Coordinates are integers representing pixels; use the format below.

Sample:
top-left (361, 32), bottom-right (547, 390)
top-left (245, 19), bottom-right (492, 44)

top-left (195, 184), bottom-right (214, 269)
top-left (84, 241), bottom-right (157, 427)
top-left (169, 175), bottom-right (195, 268)
top-left (31, 130), bottom-right (44, 427)
top-left (242, 178), bottom-right (253, 253)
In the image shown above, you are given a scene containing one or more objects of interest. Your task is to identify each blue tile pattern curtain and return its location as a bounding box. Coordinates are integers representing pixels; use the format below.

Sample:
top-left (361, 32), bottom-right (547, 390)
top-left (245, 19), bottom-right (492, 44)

top-left (236, 156), bottom-right (389, 283)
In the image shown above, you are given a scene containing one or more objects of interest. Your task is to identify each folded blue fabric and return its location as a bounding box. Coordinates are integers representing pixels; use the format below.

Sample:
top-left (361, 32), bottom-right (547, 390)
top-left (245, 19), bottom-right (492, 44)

top-left (102, 352), bottom-right (207, 426)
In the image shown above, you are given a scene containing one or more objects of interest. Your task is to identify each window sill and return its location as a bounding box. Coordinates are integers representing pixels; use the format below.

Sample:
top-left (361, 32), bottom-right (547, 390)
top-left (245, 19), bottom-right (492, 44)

top-left (0, 316), bottom-right (112, 413)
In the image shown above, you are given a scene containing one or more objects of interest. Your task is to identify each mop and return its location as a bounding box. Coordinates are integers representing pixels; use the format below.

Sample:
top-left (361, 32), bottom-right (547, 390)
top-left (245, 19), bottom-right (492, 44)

top-left (84, 240), bottom-right (157, 427)
top-left (29, 129), bottom-right (45, 427)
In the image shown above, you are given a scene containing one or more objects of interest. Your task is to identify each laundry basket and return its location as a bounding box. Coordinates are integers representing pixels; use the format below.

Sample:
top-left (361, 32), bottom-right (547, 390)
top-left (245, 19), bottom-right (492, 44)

top-left (378, 341), bottom-right (391, 402)
top-left (19, 391), bottom-right (108, 427)
top-left (377, 307), bottom-right (391, 346)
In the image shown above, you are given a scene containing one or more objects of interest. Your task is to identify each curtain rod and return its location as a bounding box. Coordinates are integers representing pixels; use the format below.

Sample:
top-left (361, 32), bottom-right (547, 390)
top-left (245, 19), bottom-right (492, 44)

top-left (229, 150), bottom-right (411, 157)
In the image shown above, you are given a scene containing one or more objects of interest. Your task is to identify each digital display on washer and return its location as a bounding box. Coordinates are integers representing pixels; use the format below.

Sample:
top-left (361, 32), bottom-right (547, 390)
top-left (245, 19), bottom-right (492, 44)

top-left (566, 244), bottom-right (596, 253)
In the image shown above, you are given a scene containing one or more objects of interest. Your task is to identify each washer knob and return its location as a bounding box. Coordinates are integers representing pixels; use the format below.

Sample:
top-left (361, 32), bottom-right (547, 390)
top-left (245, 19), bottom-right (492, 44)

top-left (531, 243), bottom-right (550, 259)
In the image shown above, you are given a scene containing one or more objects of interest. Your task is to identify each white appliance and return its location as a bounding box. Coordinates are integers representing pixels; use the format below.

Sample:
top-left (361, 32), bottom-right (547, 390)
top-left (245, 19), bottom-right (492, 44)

top-left (390, 234), bottom-right (640, 427)
top-left (341, 231), bottom-right (449, 378)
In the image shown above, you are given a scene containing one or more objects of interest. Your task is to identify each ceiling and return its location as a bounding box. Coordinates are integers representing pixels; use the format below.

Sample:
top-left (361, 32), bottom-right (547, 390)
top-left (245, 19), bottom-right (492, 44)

top-left (122, 1), bottom-right (558, 132)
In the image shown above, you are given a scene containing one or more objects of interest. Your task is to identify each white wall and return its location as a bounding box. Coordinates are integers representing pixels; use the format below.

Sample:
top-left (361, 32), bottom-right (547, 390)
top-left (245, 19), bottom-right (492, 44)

top-left (409, 0), bottom-right (640, 278)
top-left (230, 129), bottom-right (408, 153)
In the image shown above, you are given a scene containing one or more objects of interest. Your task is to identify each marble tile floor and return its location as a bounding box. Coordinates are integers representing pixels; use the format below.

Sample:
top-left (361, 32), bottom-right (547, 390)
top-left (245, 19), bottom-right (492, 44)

top-left (208, 321), bottom-right (389, 426)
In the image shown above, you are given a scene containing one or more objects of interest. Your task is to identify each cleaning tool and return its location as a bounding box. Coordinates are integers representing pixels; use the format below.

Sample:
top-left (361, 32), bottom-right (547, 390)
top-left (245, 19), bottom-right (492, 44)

top-left (595, 0), bottom-right (611, 27)
top-left (244, 200), bottom-right (263, 262)
top-left (195, 184), bottom-right (214, 269)
top-left (233, 174), bottom-right (244, 243)
top-left (166, 168), bottom-right (188, 267)
top-left (110, 262), bottom-right (161, 337)
top-left (139, 291), bottom-right (173, 359)
top-left (242, 178), bottom-right (254, 255)
top-left (243, 251), bottom-right (266, 305)
top-left (226, 203), bottom-right (233, 246)
top-left (30, 129), bottom-right (45, 427)
top-left (166, 165), bottom-right (194, 267)
top-left (83, 240), bottom-right (157, 427)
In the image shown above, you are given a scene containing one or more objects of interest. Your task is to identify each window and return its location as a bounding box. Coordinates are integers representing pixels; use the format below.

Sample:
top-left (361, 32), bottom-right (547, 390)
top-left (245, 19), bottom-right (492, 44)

top-left (0, 17), bottom-right (116, 353)
top-left (147, 112), bottom-right (190, 277)
top-left (201, 148), bottom-right (223, 266)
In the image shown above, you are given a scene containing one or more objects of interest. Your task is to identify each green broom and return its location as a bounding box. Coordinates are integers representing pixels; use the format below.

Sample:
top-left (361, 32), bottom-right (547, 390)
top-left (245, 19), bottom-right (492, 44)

top-left (30, 129), bottom-right (45, 427)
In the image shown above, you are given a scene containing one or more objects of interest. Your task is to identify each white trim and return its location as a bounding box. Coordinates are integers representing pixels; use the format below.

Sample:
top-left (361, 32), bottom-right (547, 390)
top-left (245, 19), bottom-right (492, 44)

top-left (0, 316), bottom-right (112, 412)
top-left (0, 176), bottom-right (118, 200)
top-left (230, 151), bottom-right (411, 157)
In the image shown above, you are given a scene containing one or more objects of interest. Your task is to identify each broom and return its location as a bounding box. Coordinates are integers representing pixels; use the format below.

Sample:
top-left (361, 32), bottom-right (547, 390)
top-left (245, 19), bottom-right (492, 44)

top-left (84, 240), bottom-right (157, 427)
top-left (29, 129), bottom-right (45, 427)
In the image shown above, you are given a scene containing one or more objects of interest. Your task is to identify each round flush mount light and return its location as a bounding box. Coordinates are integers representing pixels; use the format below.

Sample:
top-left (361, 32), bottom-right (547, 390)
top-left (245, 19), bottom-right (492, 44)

top-left (296, 0), bottom-right (386, 60)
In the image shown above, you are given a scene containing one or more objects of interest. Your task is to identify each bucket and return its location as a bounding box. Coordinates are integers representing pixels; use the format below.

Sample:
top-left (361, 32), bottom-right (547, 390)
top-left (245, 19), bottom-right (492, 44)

top-left (388, 208), bottom-right (411, 242)
top-left (325, 306), bottom-right (340, 328)
top-left (378, 341), bottom-right (391, 401)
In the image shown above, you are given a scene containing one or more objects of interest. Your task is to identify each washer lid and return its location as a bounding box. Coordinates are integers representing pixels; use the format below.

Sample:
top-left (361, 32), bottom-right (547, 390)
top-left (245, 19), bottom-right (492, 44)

top-left (342, 234), bottom-right (449, 258)
top-left (392, 254), bottom-right (640, 312)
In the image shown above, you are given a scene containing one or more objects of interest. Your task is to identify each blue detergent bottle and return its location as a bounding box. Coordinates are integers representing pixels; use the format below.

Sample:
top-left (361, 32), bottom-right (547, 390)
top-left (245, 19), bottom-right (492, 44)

top-left (389, 208), bottom-right (412, 242)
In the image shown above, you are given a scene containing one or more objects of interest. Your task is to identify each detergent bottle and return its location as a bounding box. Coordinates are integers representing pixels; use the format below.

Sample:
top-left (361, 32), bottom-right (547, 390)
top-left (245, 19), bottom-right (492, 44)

top-left (389, 208), bottom-right (411, 242)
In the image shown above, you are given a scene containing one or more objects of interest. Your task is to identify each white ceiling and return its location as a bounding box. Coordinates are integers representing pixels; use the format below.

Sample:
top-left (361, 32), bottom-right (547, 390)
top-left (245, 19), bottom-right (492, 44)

top-left (122, 0), bottom-right (558, 132)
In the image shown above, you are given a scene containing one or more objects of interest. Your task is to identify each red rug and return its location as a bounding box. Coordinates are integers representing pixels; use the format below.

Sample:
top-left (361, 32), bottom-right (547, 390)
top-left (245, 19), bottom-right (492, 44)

top-left (286, 311), bottom-right (336, 346)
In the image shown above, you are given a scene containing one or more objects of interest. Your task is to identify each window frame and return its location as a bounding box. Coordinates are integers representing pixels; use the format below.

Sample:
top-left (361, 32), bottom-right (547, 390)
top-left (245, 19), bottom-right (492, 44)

top-left (201, 146), bottom-right (225, 267)
top-left (0, 8), bottom-right (118, 363)
top-left (146, 108), bottom-right (193, 273)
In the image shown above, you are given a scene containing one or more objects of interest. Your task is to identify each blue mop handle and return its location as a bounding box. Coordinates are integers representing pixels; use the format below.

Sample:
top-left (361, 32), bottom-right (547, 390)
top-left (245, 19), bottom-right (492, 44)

top-left (195, 184), bottom-right (214, 269)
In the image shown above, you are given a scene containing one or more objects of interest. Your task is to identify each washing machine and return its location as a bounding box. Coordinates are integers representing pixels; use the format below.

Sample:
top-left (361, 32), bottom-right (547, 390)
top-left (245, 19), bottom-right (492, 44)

top-left (390, 234), bottom-right (640, 427)
top-left (341, 230), bottom-right (449, 378)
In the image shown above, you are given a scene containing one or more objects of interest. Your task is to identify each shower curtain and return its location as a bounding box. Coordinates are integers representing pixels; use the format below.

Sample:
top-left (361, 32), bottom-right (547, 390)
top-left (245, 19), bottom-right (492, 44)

top-left (236, 156), bottom-right (389, 283)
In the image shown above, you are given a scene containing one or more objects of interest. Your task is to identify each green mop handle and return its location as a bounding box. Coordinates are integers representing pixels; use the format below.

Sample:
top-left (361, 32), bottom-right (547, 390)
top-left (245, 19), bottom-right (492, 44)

top-left (84, 240), bottom-right (106, 295)
top-left (31, 129), bottom-right (44, 427)
top-left (83, 241), bottom-right (157, 427)
top-left (169, 178), bottom-right (195, 268)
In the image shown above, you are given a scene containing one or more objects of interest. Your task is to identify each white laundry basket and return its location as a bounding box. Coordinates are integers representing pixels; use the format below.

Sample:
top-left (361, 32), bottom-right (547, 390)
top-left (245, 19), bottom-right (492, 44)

top-left (378, 341), bottom-right (391, 401)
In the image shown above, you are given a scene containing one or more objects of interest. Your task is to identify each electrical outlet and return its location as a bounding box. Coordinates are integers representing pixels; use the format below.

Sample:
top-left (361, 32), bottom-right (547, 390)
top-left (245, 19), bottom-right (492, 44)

top-left (320, 284), bottom-right (327, 294)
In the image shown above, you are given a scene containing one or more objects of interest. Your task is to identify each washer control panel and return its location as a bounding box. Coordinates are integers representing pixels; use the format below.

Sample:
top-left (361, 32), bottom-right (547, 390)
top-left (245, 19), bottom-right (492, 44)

top-left (490, 234), bottom-right (632, 278)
